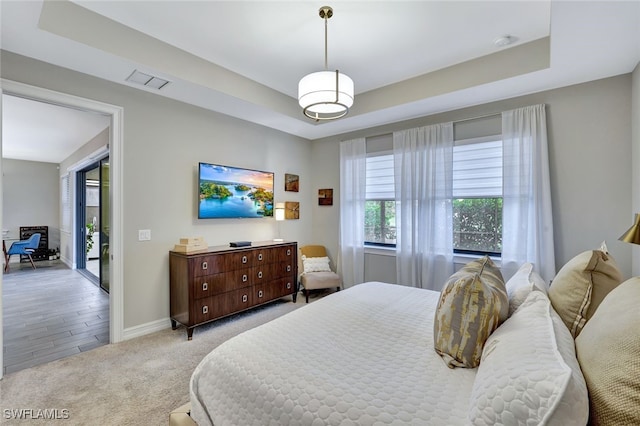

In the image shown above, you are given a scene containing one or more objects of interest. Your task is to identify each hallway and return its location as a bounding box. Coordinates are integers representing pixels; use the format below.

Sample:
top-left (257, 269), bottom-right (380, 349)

top-left (2, 261), bottom-right (109, 375)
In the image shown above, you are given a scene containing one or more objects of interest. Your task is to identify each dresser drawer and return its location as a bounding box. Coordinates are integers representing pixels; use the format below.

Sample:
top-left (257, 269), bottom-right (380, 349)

top-left (272, 245), bottom-right (294, 262)
top-left (193, 269), bottom-right (253, 299)
top-left (192, 288), bottom-right (253, 323)
top-left (272, 260), bottom-right (294, 278)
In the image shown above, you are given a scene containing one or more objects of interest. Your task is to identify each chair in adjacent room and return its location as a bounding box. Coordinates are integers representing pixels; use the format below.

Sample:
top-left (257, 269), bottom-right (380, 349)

top-left (4, 233), bottom-right (41, 272)
top-left (298, 245), bottom-right (342, 303)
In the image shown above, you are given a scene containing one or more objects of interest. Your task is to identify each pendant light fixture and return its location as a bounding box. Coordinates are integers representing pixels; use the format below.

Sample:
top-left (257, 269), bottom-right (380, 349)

top-left (298, 6), bottom-right (354, 121)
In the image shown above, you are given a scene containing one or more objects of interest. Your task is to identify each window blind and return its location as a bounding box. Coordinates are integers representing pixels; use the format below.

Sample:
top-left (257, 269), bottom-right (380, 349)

top-left (366, 154), bottom-right (395, 199)
top-left (61, 174), bottom-right (71, 233)
top-left (453, 139), bottom-right (502, 197)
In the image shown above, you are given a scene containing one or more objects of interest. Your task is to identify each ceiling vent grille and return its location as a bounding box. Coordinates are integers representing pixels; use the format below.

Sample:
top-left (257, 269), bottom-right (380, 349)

top-left (125, 70), bottom-right (170, 90)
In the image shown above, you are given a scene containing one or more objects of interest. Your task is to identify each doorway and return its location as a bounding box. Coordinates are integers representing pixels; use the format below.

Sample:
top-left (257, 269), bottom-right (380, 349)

top-left (77, 156), bottom-right (110, 293)
top-left (1, 78), bottom-right (124, 380)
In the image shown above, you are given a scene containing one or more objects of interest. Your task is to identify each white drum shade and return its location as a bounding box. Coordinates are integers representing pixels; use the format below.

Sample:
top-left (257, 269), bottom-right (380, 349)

top-left (298, 70), bottom-right (354, 120)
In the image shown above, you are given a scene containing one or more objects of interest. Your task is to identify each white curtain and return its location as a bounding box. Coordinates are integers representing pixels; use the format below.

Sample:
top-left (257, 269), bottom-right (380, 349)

top-left (502, 104), bottom-right (556, 283)
top-left (339, 138), bottom-right (366, 287)
top-left (393, 123), bottom-right (454, 290)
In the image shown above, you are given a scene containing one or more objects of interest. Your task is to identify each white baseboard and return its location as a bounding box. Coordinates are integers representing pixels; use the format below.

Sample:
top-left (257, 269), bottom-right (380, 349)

top-left (123, 317), bottom-right (172, 341)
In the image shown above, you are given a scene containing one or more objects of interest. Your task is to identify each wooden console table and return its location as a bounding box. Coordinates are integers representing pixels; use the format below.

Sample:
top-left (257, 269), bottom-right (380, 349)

top-left (169, 240), bottom-right (298, 340)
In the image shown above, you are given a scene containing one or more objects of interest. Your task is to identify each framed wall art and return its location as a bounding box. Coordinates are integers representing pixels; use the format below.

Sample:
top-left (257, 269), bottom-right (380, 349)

top-left (318, 188), bottom-right (333, 206)
top-left (284, 173), bottom-right (299, 192)
top-left (285, 201), bottom-right (300, 219)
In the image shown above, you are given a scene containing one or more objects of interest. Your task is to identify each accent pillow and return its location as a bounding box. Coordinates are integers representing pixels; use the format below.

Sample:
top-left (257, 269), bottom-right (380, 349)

top-left (505, 262), bottom-right (549, 316)
top-left (548, 241), bottom-right (622, 338)
top-left (433, 256), bottom-right (508, 368)
top-left (575, 276), bottom-right (640, 425)
top-left (468, 291), bottom-right (589, 426)
top-left (301, 255), bottom-right (331, 273)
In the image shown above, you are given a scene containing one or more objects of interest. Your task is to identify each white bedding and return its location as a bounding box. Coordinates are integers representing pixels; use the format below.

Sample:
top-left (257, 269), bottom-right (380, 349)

top-left (190, 281), bottom-right (477, 426)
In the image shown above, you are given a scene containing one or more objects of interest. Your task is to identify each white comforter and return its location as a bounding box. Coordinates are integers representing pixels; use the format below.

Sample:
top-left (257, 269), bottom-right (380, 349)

top-left (190, 281), bottom-right (477, 426)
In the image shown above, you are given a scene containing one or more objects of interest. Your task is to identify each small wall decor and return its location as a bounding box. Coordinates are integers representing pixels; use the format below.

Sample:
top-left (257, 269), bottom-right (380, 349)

top-left (285, 201), bottom-right (300, 219)
top-left (285, 173), bottom-right (299, 192)
top-left (318, 188), bottom-right (333, 206)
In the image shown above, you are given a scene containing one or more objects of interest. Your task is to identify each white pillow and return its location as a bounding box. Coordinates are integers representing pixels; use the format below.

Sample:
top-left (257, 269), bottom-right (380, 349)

top-left (301, 255), bottom-right (331, 273)
top-left (468, 291), bottom-right (588, 426)
top-left (505, 262), bottom-right (549, 316)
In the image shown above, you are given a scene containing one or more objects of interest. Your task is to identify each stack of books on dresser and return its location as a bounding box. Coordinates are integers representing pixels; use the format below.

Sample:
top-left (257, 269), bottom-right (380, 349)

top-left (173, 237), bottom-right (208, 253)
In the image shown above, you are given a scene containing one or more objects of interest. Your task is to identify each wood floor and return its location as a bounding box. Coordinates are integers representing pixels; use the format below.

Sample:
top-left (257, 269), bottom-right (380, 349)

top-left (2, 261), bottom-right (109, 375)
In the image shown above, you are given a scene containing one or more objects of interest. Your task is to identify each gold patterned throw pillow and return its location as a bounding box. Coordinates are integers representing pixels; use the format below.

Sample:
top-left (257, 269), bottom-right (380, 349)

top-left (548, 242), bottom-right (622, 338)
top-left (433, 256), bottom-right (508, 368)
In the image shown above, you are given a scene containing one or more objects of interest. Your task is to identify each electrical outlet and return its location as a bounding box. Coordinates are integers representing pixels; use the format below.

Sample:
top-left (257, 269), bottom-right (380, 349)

top-left (138, 229), bottom-right (151, 241)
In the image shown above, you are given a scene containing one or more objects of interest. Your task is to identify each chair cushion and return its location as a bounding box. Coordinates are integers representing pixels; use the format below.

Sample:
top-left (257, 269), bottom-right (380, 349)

top-left (301, 271), bottom-right (341, 291)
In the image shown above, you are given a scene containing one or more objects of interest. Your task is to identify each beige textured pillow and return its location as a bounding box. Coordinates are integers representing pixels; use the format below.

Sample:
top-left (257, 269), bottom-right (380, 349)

top-left (434, 256), bottom-right (507, 368)
top-left (575, 277), bottom-right (640, 425)
top-left (548, 242), bottom-right (622, 338)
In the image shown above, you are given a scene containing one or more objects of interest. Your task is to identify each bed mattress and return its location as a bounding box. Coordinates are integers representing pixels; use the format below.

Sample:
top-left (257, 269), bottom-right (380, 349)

top-left (190, 281), bottom-right (477, 425)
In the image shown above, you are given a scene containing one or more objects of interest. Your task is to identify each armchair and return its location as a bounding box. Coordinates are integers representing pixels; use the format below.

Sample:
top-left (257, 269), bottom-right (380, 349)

top-left (4, 233), bottom-right (41, 272)
top-left (298, 245), bottom-right (342, 303)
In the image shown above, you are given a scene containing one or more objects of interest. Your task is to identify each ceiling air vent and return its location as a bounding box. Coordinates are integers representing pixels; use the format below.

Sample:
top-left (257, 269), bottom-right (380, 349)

top-left (125, 70), bottom-right (170, 90)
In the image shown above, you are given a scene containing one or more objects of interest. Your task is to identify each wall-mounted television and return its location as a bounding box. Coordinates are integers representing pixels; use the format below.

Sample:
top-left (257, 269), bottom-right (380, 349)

top-left (198, 162), bottom-right (274, 218)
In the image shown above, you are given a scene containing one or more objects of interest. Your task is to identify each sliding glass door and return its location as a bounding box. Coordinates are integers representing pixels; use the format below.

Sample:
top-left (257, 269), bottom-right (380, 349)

top-left (76, 156), bottom-right (109, 293)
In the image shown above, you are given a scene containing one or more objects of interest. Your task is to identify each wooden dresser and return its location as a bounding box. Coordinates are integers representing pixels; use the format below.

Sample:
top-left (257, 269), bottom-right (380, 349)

top-left (169, 241), bottom-right (297, 339)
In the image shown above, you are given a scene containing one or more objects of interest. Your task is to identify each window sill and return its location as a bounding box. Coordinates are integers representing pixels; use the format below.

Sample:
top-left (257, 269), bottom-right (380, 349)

top-left (363, 246), bottom-right (502, 265)
top-left (364, 245), bottom-right (396, 257)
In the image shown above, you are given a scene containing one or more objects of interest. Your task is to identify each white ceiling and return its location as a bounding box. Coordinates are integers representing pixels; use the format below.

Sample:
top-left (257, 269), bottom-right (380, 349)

top-left (1, 1), bottom-right (639, 163)
top-left (2, 95), bottom-right (110, 163)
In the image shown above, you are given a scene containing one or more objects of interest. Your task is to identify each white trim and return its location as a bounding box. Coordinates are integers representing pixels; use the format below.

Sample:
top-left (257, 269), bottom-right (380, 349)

top-left (123, 318), bottom-right (172, 341)
top-left (66, 145), bottom-right (109, 172)
top-left (0, 79), bottom-right (125, 380)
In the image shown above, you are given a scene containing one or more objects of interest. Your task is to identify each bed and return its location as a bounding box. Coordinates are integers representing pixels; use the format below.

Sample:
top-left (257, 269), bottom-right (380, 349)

top-left (175, 248), bottom-right (640, 426)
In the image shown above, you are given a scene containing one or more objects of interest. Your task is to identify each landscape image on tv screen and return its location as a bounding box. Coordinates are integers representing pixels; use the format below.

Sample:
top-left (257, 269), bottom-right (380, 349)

top-left (198, 163), bottom-right (274, 218)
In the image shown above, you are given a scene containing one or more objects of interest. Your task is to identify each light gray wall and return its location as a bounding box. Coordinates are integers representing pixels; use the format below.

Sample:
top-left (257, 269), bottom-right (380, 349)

top-left (2, 158), bottom-right (60, 251)
top-left (632, 62), bottom-right (640, 276)
top-left (1, 51), bottom-right (313, 330)
top-left (311, 74), bottom-right (634, 281)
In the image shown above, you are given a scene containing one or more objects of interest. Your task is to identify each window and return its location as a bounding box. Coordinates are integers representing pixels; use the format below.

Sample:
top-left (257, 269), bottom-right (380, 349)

top-left (452, 137), bottom-right (503, 255)
top-left (362, 136), bottom-right (502, 253)
top-left (365, 153), bottom-right (396, 246)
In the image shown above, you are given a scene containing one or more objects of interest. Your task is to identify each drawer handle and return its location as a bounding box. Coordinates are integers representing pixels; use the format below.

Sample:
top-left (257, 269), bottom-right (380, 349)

top-left (287, 249), bottom-right (291, 256)
top-left (202, 305), bottom-right (209, 314)
top-left (258, 253), bottom-right (263, 261)
top-left (258, 290), bottom-right (263, 298)
top-left (242, 255), bottom-right (247, 264)
top-left (287, 265), bottom-right (291, 272)
top-left (201, 261), bottom-right (208, 270)
top-left (202, 282), bottom-right (208, 291)
top-left (258, 271), bottom-right (263, 279)
top-left (242, 294), bottom-right (248, 303)
top-left (286, 282), bottom-right (291, 289)
top-left (242, 274), bottom-right (248, 282)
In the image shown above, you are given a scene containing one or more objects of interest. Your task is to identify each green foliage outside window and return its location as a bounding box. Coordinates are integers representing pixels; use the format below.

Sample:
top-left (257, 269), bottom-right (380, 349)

top-left (364, 197), bottom-right (502, 254)
top-left (453, 198), bottom-right (502, 253)
top-left (365, 200), bottom-right (396, 245)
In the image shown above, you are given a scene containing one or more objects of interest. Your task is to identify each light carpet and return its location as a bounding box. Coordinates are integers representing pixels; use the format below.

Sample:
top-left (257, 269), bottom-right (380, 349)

top-left (0, 299), bottom-right (303, 425)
